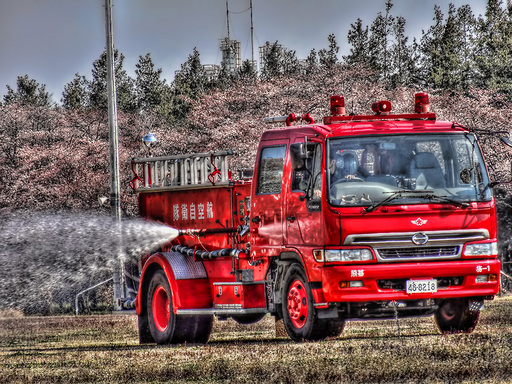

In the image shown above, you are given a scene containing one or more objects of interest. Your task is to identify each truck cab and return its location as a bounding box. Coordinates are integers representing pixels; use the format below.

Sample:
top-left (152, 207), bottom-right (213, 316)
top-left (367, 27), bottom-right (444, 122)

top-left (132, 93), bottom-right (502, 343)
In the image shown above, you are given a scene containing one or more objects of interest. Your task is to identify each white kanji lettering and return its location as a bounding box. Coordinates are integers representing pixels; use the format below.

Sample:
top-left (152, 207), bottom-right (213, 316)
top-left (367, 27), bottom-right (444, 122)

top-left (351, 270), bottom-right (358, 277)
top-left (181, 204), bottom-right (188, 220)
top-left (476, 266), bottom-right (483, 273)
top-left (173, 204), bottom-right (179, 221)
top-left (358, 270), bottom-right (364, 277)
top-left (207, 201), bottom-right (214, 219)
top-left (190, 203), bottom-right (196, 220)
top-left (197, 203), bottom-right (205, 220)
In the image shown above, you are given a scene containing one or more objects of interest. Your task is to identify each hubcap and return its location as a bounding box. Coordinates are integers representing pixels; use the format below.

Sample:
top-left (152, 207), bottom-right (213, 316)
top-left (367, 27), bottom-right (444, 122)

top-left (152, 285), bottom-right (170, 332)
top-left (287, 279), bottom-right (308, 329)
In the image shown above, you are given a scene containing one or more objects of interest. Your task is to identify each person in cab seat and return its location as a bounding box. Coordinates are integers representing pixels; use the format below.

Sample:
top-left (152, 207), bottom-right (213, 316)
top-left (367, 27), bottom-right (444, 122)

top-left (330, 151), bottom-right (369, 182)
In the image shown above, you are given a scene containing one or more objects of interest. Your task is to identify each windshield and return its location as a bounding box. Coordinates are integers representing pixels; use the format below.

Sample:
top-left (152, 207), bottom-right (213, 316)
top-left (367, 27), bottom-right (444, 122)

top-left (327, 133), bottom-right (491, 207)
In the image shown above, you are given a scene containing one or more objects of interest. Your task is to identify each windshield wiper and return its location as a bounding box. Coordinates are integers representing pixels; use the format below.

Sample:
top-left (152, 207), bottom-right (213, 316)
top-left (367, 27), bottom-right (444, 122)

top-left (416, 193), bottom-right (469, 208)
top-left (364, 190), bottom-right (468, 213)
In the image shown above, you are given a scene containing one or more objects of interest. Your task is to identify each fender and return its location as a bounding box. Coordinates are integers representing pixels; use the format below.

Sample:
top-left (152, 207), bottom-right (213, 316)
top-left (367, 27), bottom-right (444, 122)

top-left (135, 251), bottom-right (212, 316)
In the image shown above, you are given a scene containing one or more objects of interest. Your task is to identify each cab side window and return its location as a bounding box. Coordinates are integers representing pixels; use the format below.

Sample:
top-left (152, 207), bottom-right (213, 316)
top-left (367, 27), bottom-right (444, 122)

top-left (291, 143), bottom-right (321, 200)
top-left (257, 145), bottom-right (286, 194)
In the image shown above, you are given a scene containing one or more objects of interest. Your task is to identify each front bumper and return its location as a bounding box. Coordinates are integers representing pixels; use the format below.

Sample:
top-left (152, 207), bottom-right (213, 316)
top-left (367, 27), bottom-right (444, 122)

top-left (319, 259), bottom-right (500, 303)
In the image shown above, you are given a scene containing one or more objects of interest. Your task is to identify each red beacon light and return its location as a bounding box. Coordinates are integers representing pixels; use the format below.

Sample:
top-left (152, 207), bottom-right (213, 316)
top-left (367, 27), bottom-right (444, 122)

top-left (330, 95), bottom-right (346, 116)
top-left (415, 92), bottom-right (430, 113)
top-left (371, 100), bottom-right (392, 115)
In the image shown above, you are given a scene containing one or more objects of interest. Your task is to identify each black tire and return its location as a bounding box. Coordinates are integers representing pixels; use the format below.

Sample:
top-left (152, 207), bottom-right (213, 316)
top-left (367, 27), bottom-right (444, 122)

top-left (231, 313), bottom-right (266, 325)
top-left (434, 298), bottom-right (480, 334)
top-left (282, 264), bottom-right (344, 341)
top-left (146, 270), bottom-right (213, 344)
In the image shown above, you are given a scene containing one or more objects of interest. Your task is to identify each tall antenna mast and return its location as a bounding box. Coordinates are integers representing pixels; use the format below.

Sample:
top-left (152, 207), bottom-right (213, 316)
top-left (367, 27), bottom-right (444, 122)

top-left (250, 0), bottom-right (254, 68)
top-left (226, 0), bottom-right (230, 40)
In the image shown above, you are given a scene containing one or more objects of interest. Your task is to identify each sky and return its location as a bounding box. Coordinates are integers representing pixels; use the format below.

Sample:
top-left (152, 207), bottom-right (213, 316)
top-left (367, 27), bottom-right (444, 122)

top-left (0, 0), bottom-right (488, 103)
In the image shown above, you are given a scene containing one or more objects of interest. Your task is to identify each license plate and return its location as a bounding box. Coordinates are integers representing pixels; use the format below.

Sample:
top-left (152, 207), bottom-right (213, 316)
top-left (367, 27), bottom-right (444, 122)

top-left (406, 279), bottom-right (437, 294)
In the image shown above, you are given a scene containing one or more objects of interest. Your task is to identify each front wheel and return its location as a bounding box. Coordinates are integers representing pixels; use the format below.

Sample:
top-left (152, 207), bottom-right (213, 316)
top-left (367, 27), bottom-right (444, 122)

top-left (282, 264), bottom-right (344, 341)
top-left (434, 298), bottom-right (480, 334)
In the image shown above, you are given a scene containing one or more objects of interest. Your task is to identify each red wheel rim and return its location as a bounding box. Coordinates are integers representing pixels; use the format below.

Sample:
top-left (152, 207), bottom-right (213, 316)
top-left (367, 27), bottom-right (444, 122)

top-left (152, 285), bottom-right (170, 332)
top-left (287, 279), bottom-right (308, 329)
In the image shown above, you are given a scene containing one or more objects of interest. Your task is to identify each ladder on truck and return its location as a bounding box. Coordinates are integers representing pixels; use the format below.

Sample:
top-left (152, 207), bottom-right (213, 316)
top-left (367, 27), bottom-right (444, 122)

top-left (130, 150), bottom-right (233, 192)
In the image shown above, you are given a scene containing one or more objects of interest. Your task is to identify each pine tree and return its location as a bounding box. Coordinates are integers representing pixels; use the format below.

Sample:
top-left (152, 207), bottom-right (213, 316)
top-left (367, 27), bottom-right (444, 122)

top-left (318, 34), bottom-right (339, 70)
top-left (260, 41), bottom-right (283, 80)
top-left (135, 53), bottom-right (167, 113)
top-left (368, 0), bottom-right (395, 83)
top-left (474, 0), bottom-right (512, 94)
top-left (344, 18), bottom-right (370, 67)
top-left (61, 73), bottom-right (90, 109)
top-left (4, 75), bottom-right (52, 107)
top-left (89, 49), bottom-right (136, 113)
top-left (389, 16), bottom-right (416, 87)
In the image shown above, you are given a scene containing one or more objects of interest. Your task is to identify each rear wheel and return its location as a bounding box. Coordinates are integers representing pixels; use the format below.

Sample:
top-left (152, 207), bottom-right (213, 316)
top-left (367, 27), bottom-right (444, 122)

top-left (282, 264), bottom-right (344, 341)
top-left (434, 298), bottom-right (480, 334)
top-left (146, 270), bottom-right (213, 344)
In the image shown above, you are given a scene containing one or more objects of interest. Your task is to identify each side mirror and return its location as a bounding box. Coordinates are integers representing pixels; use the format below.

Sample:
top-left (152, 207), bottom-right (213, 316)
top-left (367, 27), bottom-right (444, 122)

top-left (500, 133), bottom-right (512, 148)
top-left (290, 143), bottom-right (307, 170)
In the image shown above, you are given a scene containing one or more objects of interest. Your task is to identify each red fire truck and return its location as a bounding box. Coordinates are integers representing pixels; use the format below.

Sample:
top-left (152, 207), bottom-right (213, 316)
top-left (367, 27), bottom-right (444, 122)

top-left (131, 93), bottom-right (502, 343)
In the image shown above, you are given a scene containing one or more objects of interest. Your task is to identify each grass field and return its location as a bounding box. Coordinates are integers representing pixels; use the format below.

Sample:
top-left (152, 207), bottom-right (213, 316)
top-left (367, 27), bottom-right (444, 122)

top-left (1, 295), bottom-right (511, 383)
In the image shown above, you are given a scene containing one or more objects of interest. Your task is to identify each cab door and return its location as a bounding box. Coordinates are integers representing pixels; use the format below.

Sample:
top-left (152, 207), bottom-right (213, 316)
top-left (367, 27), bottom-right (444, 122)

top-left (285, 141), bottom-right (324, 246)
top-left (250, 140), bottom-right (289, 257)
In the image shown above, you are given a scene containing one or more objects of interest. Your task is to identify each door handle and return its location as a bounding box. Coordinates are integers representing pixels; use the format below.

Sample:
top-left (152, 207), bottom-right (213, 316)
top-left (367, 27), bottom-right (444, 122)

top-left (286, 216), bottom-right (296, 222)
top-left (251, 216), bottom-right (261, 223)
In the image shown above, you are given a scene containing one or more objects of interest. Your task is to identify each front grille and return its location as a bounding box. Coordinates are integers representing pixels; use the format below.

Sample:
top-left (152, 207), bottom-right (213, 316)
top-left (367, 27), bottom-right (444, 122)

top-left (344, 229), bottom-right (488, 262)
top-left (378, 246), bottom-right (460, 260)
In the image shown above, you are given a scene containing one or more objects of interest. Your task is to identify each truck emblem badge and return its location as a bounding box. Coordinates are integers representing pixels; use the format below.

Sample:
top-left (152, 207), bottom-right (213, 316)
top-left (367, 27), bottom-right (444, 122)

top-left (411, 217), bottom-right (427, 226)
top-left (412, 232), bottom-right (429, 245)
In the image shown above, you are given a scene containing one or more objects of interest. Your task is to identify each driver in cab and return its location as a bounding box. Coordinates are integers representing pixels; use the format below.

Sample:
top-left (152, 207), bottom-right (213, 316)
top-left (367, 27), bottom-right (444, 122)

top-left (330, 151), bottom-right (369, 182)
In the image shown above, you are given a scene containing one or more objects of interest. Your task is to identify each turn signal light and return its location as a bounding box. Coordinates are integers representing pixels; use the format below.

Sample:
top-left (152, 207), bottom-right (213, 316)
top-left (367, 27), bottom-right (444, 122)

top-left (371, 100), bottom-right (392, 114)
top-left (339, 281), bottom-right (364, 288)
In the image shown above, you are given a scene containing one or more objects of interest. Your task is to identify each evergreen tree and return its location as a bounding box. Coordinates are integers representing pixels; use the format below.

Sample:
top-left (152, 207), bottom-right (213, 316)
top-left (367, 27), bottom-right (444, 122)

top-left (171, 47), bottom-right (209, 119)
top-left (135, 53), bottom-right (167, 113)
top-left (61, 73), bottom-right (90, 109)
top-left (237, 59), bottom-right (258, 82)
top-left (89, 49), bottom-right (136, 113)
top-left (420, 4), bottom-right (473, 91)
top-left (389, 16), bottom-right (416, 87)
top-left (368, 0), bottom-right (395, 83)
top-left (474, 0), bottom-right (512, 93)
top-left (4, 75), bottom-right (52, 107)
top-left (305, 49), bottom-right (319, 75)
top-left (318, 34), bottom-right (339, 69)
top-left (344, 18), bottom-right (370, 67)
top-left (260, 41), bottom-right (283, 80)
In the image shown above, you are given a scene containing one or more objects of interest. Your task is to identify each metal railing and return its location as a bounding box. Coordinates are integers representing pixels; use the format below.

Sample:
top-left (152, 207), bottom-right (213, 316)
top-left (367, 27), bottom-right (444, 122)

top-left (131, 150), bottom-right (233, 192)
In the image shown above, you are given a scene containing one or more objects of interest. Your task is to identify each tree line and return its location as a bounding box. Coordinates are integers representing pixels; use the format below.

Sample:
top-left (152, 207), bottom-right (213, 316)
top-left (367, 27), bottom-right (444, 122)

top-left (3, 1), bottom-right (512, 119)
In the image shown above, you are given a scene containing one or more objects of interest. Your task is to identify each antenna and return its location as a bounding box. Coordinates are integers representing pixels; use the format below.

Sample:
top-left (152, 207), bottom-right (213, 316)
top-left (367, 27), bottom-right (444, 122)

top-left (250, 0), bottom-right (254, 70)
top-left (226, 0), bottom-right (230, 40)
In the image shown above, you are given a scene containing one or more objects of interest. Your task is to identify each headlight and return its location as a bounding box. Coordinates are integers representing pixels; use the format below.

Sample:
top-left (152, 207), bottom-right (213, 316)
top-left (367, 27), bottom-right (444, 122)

top-left (464, 242), bottom-right (498, 256)
top-left (325, 249), bottom-right (373, 262)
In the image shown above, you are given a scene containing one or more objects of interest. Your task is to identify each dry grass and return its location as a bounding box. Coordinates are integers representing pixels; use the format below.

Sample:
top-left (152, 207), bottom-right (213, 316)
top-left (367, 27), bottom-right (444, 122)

top-left (1, 296), bottom-right (511, 383)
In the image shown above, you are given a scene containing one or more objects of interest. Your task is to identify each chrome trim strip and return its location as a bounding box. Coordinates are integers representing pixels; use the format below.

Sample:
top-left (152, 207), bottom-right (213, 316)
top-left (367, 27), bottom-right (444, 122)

top-left (176, 308), bottom-right (268, 316)
top-left (344, 229), bottom-right (489, 263)
top-left (344, 229), bottom-right (489, 247)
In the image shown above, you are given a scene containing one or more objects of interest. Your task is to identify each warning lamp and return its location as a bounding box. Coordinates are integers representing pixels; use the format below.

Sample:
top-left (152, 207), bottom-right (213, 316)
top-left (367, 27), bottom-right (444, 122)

top-left (371, 100), bottom-right (392, 115)
top-left (330, 95), bottom-right (346, 116)
top-left (415, 92), bottom-right (430, 113)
